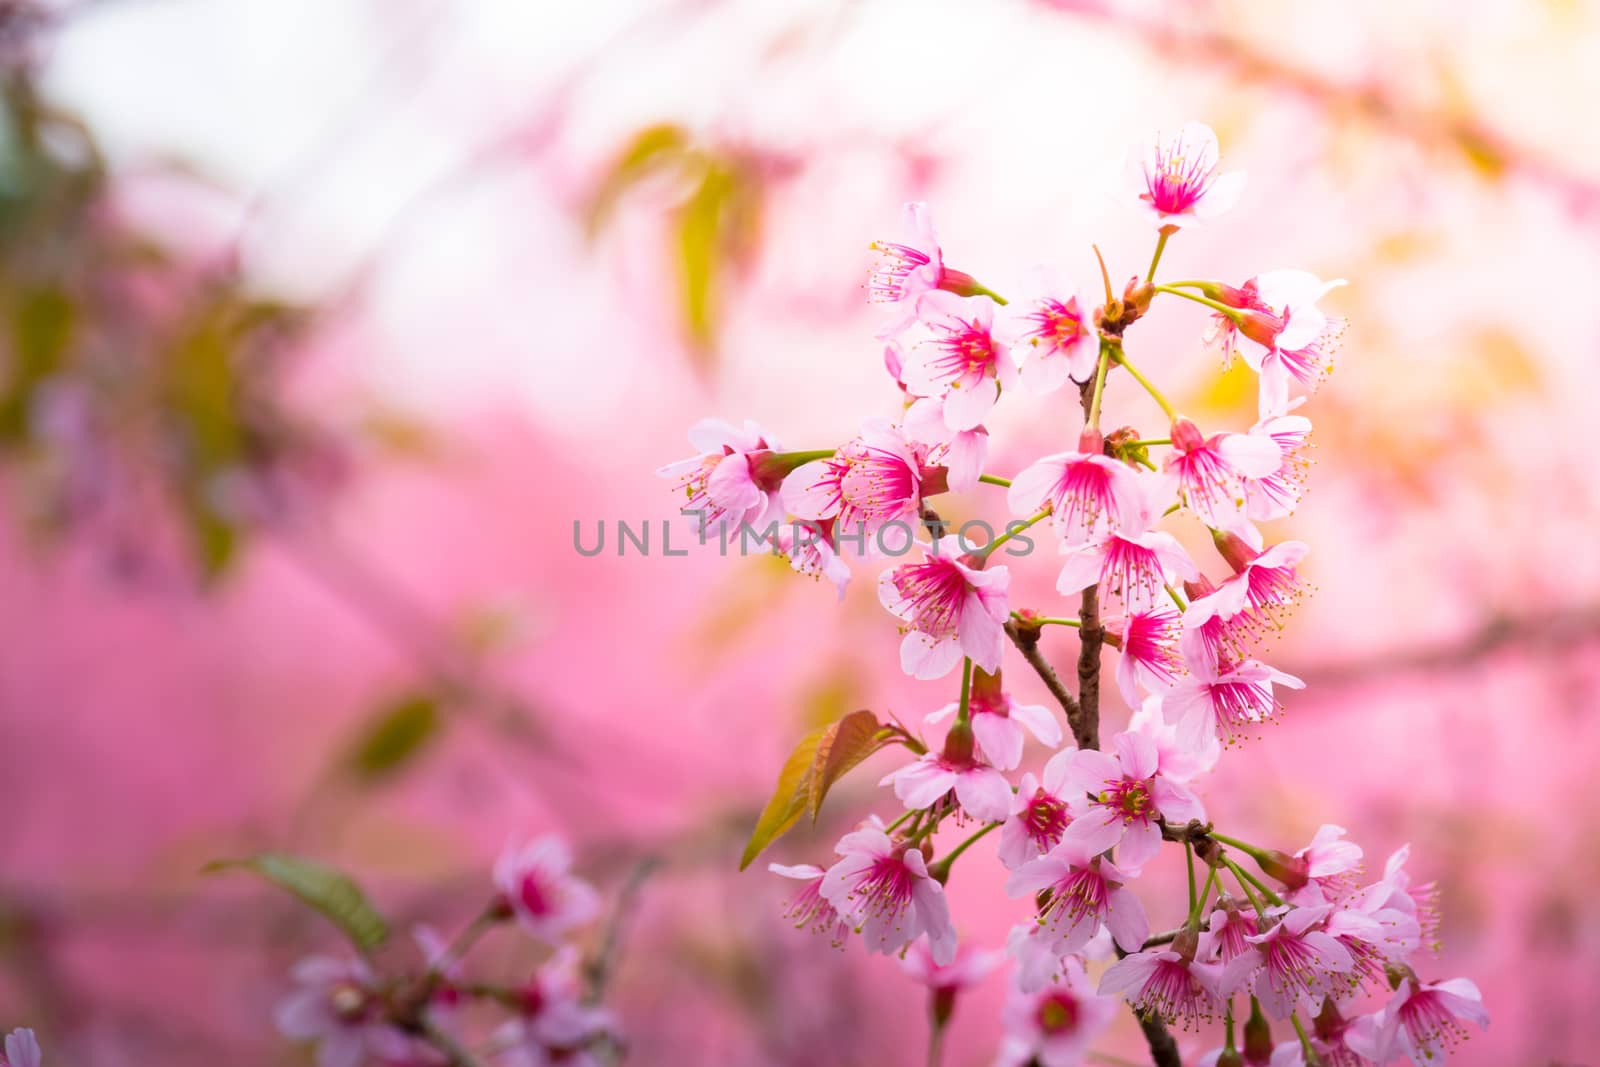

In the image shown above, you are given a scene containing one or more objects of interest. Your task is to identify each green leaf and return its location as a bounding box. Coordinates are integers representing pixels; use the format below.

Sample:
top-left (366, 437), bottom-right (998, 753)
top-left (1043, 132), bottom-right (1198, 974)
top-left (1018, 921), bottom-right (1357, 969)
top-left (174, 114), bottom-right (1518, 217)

top-left (345, 693), bottom-right (441, 782)
top-left (204, 852), bottom-right (389, 952)
top-left (0, 286), bottom-right (74, 441)
top-left (807, 710), bottom-right (888, 823)
top-left (584, 123), bottom-right (689, 238)
top-left (739, 711), bottom-right (886, 870)
top-left (676, 164), bottom-right (735, 352)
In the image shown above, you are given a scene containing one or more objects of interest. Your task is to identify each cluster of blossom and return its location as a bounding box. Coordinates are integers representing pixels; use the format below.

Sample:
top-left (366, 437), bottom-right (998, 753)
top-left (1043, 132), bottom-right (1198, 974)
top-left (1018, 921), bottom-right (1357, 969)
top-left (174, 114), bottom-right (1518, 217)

top-left (274, 837), bottom-right (617, 1067)
top-left (663, 122), bottom-right (1486, 1066)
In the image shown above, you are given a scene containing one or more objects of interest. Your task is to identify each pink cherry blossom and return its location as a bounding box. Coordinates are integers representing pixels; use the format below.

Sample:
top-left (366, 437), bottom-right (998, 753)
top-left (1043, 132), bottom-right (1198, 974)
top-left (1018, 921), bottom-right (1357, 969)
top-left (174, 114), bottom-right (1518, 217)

top-left (657, 418), bottom-right (784, 535)
top-left (1286, 825), bottom-right (1364, 905)
top-left (1198, 900), bottom-right (1260, 965)
top-left (1127, 695), bottom-right (1220, 781)
top-left (1165, 415), bottom-right (1283, 528)
top-left (783, 421), bottom-right (924, 549)
top-left (494, 948), bottom-right (615, 1067)
top-left (1110, 605), bottom-right (1185, 705)
top-left (819, 824), bottom-right (957, 963)
top-left (768, 862), bottom-right (851, 947)
top-left (998, 748), bottom-right (1078, 869)
top-left (1243, 413), bottom-right (1313, 521)
top-left (926, 666), bottom-right (1061, 770)
top-left (775, 520), bottom-right (851, 600)
top-left (1127, 121), bottom-right (1246, 230)
top-left (1221, 905), bottom-right (1355, 1020)
top-left (1255, 315), bottom-right (1346, 417)
top-left (275, 957), bottom-right (417, 1067)
top-left (1165, 654), bottom-right (1306, 748)
top-left (997, 268), bottom-right (1099, 392)
top-left (492, 836), bottom-right (601, 944)
top-left (996, 959), bottom-right (1118, 1067)
top-left (1056, 528), bottom-right (1198, 615)
top-left (1325, 902), bottom-right (1420, 994)
top-left (1208, 271), bottom-right (1346, 414)
top-left (900, 291), bottom-right (1016, 431)
top-left (899, 939), bottom-right (1004, 992)
top-left (1, 1031), bottom-right (40, 1067)
top-left (868, 202), bottom-right (945, 338)
top-left (1057, 730), bottom-right (1206, 867)
top-left (1005, 843), bottom-right (1149, 956)
top-left (1099, 946), bottom-right (1227, 1031)
top-left (1362, 845), bottom-right (1442, 948)
top-left (1009, 433), bottom-right (1151, 545)
top-left (1195, 538), bottom-right (1311, 635)
top-left (902, 394), bottom-right (988, 492)
top-left (878, 538), bottom-right (1010, 678)
top-left (1347, 977), bottom-right (1488, 1067)
top-left (880, 742), bottom-right (1013, 823)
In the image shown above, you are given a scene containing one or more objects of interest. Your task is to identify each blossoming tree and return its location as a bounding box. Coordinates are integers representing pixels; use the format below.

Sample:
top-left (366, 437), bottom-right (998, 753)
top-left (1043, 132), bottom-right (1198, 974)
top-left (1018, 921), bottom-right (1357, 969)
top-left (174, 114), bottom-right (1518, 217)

top-left (663, 121), bottom-right (1487, 1067)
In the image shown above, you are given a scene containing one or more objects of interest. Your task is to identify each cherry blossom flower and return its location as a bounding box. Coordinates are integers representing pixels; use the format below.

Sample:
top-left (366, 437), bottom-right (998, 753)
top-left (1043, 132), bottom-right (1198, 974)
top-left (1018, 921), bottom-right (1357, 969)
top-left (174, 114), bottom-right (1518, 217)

top-left (1304, 998), bottom-right (1381, 1067)
top-left (783, 421), bottom-right (923, 549)
top-left (820, 823), bottom-right (958, 963)
top-left (880, 727), bottom-right (1013, 822)
top-left (1056, 528), bottom-right (1198, 615)
top-left (868, 202), bottom-right (945, 337)
top-left (493, 837), bottom-right (601, 944)
top-left (1221, 905), bottom-right (1355, 1020)
top-left (1281, 825), bottom-right (1364, 905)
top-left (769, 863), bottom-right (851, 947)
top-left (878, 538), bottom-right (1010, 678)
top-left (1255, 316), bottom-right (1346, 417)
top-left (1206, 271), bottom-right (1346, 414)
top-left (903, 394), bottom-right (989, 492)
top-left (1346, 977), bottom-right (1488, 1067)
top-left (275, 957), bottom-right (415, 1067)
top-left (1109, 605), bottom-right (1186, 705)
top-left (996, 957), bottom-right (1118, 1067)
top-left (657, 418), bottom-right (784, 535)
top-left (900, 292), bottom-right (1016, 431)
top-left (1198, 900), bottom-right (1260, 965)
top-left (1127, 695), bottom-right (1220, 782)
top-left (1005, 842), bottom-right (1149, 956)
top-left (775, 520), bottom-right (851, 599)
top-left (926, 666), bottom-right (1061, 771)
top-left (495, 948), bottom-right (616, 1067)
top-left (1009, 431), bottom-right (1151, 545)
top-left (1100, 944), bottom-right (1227, 1030)
top-left (1243, 413), bottom-right (1313, 521)
top-left (998, 748), bottom-right (1078, 870)
top-left (1324, 903), bottom-right (1420, 994)
top-left (1057, 730), bottom-right (1205, 867)
top-left (1165, 654), bottom-right (1306, 748)
top-left (997, 268), bottom-right (1099, 392)
top-left (1192, 537), bottom-right (1311, 640)
top-left (1361, 845), bottom-right (1442, 948)
top-left (1, 1031), bottom-right (40, 1067)
top-left (1127, 121), bottom-right (1246, 230)
top-left (1164, 416), bottom-right (1283, 528)
top-left (900, 939), bottom-right (1003, 992)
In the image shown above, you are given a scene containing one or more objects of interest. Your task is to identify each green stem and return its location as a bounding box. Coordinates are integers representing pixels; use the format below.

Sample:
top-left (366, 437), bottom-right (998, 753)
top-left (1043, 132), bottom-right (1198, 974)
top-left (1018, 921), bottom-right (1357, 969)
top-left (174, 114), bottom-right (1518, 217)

top-left (1209, 832), bottom-right (1269, 863)
top-left (1185, 842), bottom-right (1197, 912)
top-left (1292, 1013), bottom-right (1323, 1066)
top-left (1087, 343), bottom-right (1113, 430)
top-left (1224, 857), bottom-right (1266, 915)
top-left (971, 284), bottom-right (1009, 306)
top-left (1231, 859), bottom-right (1286, 906)
top-left (953, 657), bottom-right (974, 729)
top-left (1029, 616), bottom-right (1081, 628)
top-left (429, 903), bottom-right (504, 980)
top-left (885, 808), bottom-right (919, 834)
top-left (977, 473), bottom-right (1012, 488)
top-left (926, 1019), bottom-right (946, 1067)
top-left (1125, 437), bottom-right (1171, 448)
top-left (1112, 349), bottom-right (1176, 420)
top-left (1146, 230), bottom-right (1171, 283)
top-left (1164, 584), bottom-right (1188, 612)
top-left (1154, 284), bottom-right (1241, 320)
top-left (1189, 863), bottom-right (1219, 924)
top-left (980, 507), bottom-right (1051, 559)
top-left (775, 448), bottom-right (836, 465)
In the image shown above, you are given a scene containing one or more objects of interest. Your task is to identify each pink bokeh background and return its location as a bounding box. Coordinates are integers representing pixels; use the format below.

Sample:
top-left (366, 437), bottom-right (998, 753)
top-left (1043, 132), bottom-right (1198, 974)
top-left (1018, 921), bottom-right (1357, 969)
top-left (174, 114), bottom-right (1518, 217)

top-left (3, 1), bottom-right (1599, 1064)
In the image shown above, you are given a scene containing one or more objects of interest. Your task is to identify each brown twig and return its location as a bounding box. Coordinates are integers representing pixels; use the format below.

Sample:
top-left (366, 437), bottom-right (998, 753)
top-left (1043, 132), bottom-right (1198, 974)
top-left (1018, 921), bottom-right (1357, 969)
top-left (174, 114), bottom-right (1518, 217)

top-left (1003, 620), bottom-right (1089, 747)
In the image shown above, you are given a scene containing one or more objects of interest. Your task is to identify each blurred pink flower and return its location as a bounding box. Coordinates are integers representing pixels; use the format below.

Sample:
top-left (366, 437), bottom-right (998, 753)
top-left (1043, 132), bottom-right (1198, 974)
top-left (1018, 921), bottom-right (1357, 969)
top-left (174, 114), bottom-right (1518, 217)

top-left (775, 521), bottom-right (852, 599)
top-left (495, 948), bottom-right (615, 1067)
top-left (996, 957), bottom-right (1117, 1067)
top-left (1009, 432), bottom-right (1151, 545)
top-left (877, 538), bottom-right (1010, 678)
top-left (1127, 121), bottom-right (1246, 230)
top-left (820, 823), bottom-right (957, 964)
top-left (275, 957), bottom-right (416, 1067)
top-left (898, 939), bottom-right (1003, 992)
top-left (1057, 729), bottom-right (1205, 867)
top-left (1, 1030), bottom-right (41, 1067)
top-left (492, 837), bottom-right (600, 944)
top-left (901, 292), bottom-right (1016, 431)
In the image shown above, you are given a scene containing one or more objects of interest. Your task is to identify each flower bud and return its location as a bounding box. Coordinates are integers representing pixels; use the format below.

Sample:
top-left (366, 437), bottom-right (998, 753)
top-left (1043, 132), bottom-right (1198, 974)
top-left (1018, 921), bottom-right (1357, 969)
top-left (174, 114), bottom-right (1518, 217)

top-left (936, 267), bottom-right (985, 298)
top-left (941, 719), bottom-right (976, 765)
top-left (1244, 998), bottom-right (1274, 1062)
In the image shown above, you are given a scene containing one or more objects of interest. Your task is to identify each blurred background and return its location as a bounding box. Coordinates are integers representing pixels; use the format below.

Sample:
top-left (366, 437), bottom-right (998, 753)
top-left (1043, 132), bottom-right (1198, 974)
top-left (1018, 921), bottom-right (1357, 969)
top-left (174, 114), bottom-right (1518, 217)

top-left (1, 0), bottom-right (1597, 1064)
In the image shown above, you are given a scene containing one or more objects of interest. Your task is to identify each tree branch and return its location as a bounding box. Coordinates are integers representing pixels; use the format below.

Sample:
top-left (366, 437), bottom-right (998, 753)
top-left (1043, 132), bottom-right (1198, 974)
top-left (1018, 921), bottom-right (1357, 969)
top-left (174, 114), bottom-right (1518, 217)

top-left (1003, 621), bottom-right (1090, 748)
